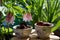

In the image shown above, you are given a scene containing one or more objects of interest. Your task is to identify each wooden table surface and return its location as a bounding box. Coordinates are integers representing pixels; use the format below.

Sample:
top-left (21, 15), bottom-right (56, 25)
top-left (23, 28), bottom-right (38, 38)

top-left (11, 29), bottom-right (60, 40)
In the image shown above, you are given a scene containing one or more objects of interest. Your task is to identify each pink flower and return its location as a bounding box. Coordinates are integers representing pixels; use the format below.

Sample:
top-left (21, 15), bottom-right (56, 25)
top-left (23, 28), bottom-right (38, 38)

top-left (9, 16), bottom-right (14, 24)
top-left (23, 13), bottom-right (32, 22)
top-left (6, 12), bottom-right (14, 24)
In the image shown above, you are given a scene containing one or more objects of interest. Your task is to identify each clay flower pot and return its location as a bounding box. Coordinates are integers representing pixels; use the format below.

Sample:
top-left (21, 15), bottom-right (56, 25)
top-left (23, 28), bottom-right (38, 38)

top-left (13, 13), bottom-right (32, 38)
top-left (13, 25), bottom-right (32, 38)
top-left (35, 22), bottom-right (53, 39)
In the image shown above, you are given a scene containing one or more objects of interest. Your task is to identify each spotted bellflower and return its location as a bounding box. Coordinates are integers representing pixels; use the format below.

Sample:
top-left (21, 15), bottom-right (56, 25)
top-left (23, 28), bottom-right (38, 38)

top-left (6, 12), bottom-right (14, 25)
top-left (23, 13), bottom-right (32, 22)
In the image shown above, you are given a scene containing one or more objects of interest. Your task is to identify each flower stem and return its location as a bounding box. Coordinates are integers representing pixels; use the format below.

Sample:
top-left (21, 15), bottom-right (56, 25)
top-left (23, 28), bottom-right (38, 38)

top-left (8, 23), bottom-right (10, 40)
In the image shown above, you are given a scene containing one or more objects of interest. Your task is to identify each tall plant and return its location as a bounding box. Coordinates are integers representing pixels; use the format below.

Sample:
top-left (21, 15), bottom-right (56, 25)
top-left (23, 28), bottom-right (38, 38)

top-left (13, 0), bottom-right (45, 28)
top-left (2, 0), bottom-right (60, 31)
top-left (42, 0), bottom-right (60, 32)
top-left (20, 0), bottom-right (60, 31)
top-left (43, 0), bottom-right (60, 23)
top-left (23, 0), bottom-right (60, 31)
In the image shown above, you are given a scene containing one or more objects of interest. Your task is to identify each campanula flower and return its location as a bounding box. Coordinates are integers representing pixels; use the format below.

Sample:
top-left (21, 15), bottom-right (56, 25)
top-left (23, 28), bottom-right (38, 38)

top-left (23, 13), bottom-right (32, 22)
top-left (6, 12), bottom-right (14, 24)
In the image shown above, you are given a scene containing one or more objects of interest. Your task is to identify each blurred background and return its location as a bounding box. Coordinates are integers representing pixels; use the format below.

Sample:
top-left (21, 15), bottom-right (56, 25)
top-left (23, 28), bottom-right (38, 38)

top-left (0, 0), bottom-right (60, 40)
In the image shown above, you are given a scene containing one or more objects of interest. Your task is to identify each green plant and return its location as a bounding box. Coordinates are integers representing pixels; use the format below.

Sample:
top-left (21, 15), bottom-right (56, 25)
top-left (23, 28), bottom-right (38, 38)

top-left (2, 0), bottom-right (25, 15)
top-left (0, 11), bottom-right (5, 40)
top-left (42, 0), bottom-right (60, 32)
top-left (0, 12), bottom-right (5, 26)
top-left (43, 0), bottom-right (60, 23)
top-left (2, 0), bottom-right (24, 26)
top-left (2, 0), bottom-right (60, 32)
top-left (22, 0), bottom-right (60, 32)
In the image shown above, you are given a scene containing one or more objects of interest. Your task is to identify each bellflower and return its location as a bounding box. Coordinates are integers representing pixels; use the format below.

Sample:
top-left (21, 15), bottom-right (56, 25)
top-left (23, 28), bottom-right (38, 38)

top-left (6, 12), bottom-right (14, 24)
top-left (23, 13), bottom-right (32, 22)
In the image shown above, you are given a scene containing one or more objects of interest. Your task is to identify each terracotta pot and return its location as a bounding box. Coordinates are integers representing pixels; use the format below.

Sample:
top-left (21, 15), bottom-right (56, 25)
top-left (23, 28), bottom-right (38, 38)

top-left (35, 22), bottom-right (53, 39)
top-left (13, 25), bottom-right (32, 38)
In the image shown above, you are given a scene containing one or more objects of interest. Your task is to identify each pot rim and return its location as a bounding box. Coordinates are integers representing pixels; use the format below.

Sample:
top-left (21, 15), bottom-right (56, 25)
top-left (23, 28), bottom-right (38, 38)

top-left (35, 22), bottom-right (54, 27)
top-left (13, 25), bottom-right (32, 30)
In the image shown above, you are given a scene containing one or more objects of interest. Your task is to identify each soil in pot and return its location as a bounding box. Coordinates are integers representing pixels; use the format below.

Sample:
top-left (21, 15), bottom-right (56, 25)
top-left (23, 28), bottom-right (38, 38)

top-left (37, 22), bottom-right (50, 26)
top-left (14, 22), bottom-right (32, 38)
top-left (16, 22), bottom-right (30, 29)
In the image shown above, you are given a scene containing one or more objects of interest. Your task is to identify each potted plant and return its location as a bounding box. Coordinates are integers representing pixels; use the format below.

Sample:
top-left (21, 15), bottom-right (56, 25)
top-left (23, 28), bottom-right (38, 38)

top-left (23, 0), bottom-right (53, 39)
top-left (3, 0), bottom-right (60, 37)
top-left (27, 0), bottom-right (60, 38)
top-left (43, 0), bottom-right (60, 37)
top-left (21, 0), bottom-right (60, 38)
top-left (13, 13), bottom-right (32, 38)
top-left (35, 22), bottom-right (53, 39)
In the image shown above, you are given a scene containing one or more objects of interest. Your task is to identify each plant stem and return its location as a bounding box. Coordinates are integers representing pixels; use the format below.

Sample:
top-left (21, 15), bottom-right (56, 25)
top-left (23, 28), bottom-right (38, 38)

top-left (7, 23), bottom-right (10, 40)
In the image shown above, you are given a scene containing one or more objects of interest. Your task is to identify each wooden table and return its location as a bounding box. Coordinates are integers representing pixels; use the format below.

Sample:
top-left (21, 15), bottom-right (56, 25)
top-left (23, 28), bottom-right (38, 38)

top-left (11, 29), bottom-right (60, 40)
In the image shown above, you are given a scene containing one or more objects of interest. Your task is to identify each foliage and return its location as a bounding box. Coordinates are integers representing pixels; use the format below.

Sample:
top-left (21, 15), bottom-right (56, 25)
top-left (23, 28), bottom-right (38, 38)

top-left (0, 11), bottom-right (13, 40)
top-left (0, 11), bottom-right (4, 40)
top-left (2, 0), bottom-right (25, 15)
top-left (43, 0), bottom-right (60, 23)
top-left (43, 0), bottom-right (60, 32)
top-left (0, 11), bottom-right (5, 25)
top-left (1, 26), bottom-right (13, 34)
top-left (14, 13), bottom-right (23, 25)
top-left (22, 0), bottom-right (60, 32)
top-left (2, 0), bottom-right (60, 32)
top-left (17, 0), bottom-right (60, 31)
top-left (51, 21), bottom-right (60, 32)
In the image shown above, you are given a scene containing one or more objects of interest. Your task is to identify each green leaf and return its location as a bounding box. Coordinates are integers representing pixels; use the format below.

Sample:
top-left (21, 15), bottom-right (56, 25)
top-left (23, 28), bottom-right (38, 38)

top-left (13, 6), bottom-right (24, 13)
top-left (51, 21), bottom-right (60, 32)
top-left (1, 27), bottom-right (13, 34)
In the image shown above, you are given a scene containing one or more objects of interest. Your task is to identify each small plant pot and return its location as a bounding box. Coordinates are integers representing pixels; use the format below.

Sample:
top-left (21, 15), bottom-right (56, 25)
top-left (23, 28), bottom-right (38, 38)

top-left (35, 22), bottom-right (53, 39)
top-left (13, 25), bottom-right (32, 38)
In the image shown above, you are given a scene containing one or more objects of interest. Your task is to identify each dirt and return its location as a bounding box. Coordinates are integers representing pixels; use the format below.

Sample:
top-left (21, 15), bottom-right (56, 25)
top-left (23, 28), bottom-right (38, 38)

top-left (37, 22), bottom-right (50, 26)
